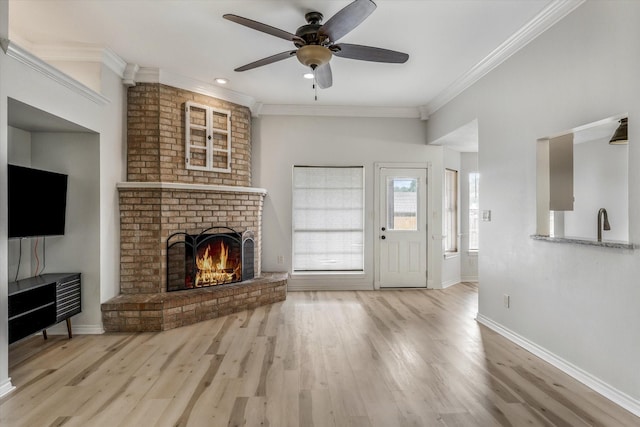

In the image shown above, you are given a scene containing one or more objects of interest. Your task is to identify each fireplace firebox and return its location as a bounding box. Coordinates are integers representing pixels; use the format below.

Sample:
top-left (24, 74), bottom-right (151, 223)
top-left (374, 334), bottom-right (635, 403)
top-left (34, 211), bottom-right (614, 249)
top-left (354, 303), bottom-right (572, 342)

top-left (166, 227), bottom-right (254, 292)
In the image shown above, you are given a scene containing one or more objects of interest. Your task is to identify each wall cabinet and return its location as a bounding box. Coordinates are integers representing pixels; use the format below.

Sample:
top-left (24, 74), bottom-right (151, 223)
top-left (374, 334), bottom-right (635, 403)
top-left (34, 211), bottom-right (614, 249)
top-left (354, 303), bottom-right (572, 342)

top-left (8, 273), bottom-right (81, 344)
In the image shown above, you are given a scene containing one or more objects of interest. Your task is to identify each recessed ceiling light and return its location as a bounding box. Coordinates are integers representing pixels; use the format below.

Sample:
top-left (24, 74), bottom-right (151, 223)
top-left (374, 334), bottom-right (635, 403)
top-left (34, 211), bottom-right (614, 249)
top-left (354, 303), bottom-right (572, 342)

top-left (214, 77), bottom-right (228, 85)
top-left (303, 73), bottom-right (314, 80)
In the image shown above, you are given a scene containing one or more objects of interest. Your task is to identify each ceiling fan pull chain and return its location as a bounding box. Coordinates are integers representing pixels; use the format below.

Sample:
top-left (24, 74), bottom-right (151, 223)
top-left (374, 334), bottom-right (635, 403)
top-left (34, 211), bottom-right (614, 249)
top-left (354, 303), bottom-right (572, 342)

top-left (313, 69), bottom-right (318, 101)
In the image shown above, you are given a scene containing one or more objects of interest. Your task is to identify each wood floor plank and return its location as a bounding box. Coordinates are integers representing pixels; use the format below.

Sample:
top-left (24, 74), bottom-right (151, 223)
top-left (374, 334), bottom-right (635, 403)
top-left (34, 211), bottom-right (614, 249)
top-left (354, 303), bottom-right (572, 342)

top-left (3, 283), bottom-right (638, 427)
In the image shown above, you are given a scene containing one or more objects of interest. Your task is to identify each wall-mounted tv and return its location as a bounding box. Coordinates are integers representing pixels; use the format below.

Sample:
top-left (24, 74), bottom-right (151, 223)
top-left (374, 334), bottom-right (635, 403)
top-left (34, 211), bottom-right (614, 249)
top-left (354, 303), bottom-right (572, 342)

top-left (8, 164), bottom-right (68, 239)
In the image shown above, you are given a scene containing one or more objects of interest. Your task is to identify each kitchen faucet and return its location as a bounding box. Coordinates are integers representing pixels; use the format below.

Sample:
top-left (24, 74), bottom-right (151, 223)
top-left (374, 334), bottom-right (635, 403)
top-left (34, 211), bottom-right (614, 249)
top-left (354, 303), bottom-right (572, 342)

top-left (597, 208), bottom-right (610, 242)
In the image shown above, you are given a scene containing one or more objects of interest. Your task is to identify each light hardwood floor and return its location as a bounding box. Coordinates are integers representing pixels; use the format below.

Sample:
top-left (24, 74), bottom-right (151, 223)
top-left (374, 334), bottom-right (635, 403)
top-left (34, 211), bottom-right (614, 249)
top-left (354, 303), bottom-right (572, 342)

top-left (2, 283), bottom-right (638, 426)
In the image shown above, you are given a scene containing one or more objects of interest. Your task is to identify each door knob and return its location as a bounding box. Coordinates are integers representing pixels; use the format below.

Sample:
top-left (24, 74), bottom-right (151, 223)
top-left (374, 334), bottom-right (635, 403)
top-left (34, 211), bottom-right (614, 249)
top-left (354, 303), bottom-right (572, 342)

top-left (381, 235), bottom-right (386, 240)
top-left (381, 227), bottom-right (386, 231)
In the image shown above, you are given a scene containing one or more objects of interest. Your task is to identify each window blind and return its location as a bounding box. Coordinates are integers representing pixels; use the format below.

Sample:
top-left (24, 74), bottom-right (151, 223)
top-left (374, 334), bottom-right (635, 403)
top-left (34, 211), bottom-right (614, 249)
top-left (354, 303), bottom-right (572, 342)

top-left (292, 166), bottom-right (364, 272)
top-left (468, 172), bottom-right (479, 250)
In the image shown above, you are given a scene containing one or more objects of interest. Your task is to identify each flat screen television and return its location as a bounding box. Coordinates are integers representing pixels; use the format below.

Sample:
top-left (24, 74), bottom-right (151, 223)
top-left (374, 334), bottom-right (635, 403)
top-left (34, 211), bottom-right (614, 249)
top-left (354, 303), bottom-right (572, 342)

top-left (8, 164), bottom-right (68, 239)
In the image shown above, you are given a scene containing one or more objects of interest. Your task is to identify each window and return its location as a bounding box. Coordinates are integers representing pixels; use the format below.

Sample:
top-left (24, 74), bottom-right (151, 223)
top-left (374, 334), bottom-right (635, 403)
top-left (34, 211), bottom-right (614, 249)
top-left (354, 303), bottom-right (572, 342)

top-left (468, 172), bottom-right (479, 251)
top-left (386, 178), bottom-right (418, 231)
top-left (185, 101), bottom-right (231, 172)
top-left (444, 168), bottom-right (458, 253)
top-left (292, 166), bottom-right (364, 272)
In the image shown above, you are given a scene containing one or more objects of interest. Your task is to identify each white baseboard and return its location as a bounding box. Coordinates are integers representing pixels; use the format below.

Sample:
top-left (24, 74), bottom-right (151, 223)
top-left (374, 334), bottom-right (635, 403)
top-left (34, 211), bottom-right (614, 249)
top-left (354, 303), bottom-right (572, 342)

top-left (287, 283), bottom-right (374, 291)
top-left (476, 313), bottom-right (640, 417)
top-left (441, 279), bottom-right (460, 288)
top-left (46, 323), bottom-right (105, 335)
top-left (461, 275), bottom-right (478, 282)
top-left (287, 281), bottom-right (374, 291)
top-left (0, 378), bottom-right (16, 399)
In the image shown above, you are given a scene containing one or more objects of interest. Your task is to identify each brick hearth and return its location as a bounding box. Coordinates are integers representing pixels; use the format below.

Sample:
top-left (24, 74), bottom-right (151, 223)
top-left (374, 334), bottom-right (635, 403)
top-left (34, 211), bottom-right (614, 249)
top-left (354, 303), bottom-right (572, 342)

top-left (101, 83), bottom-right (286, 332)
top-left (102, 273), bottom-right (287, 332)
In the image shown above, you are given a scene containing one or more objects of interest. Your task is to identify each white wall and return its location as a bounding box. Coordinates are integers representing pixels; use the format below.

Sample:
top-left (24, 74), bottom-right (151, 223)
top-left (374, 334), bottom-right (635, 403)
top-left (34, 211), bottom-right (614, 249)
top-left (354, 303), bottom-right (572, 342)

top-left (564, 137), bottom-right (628, 241)
top-left (1, 41), bottom-right (125, 395)
top-left (47, 61), bottom-right (102, 93)
top-left (460, 152), bottom-right (478, 282)
top-left (252, 115), bottom-right (445, 290)
top-left (97, 62), bottom-right (126, 305)
top-left (31, 133), bottom-right (101, 329)
top-left (442, 147), bottom-right (461, 287)
top-left (426, 1), bottom-right (640, 412)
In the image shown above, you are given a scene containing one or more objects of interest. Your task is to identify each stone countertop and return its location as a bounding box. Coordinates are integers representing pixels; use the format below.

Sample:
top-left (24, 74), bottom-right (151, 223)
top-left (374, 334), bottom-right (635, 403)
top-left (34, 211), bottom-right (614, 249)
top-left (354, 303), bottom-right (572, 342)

top-left (530, 235), bottom-right (635, 250)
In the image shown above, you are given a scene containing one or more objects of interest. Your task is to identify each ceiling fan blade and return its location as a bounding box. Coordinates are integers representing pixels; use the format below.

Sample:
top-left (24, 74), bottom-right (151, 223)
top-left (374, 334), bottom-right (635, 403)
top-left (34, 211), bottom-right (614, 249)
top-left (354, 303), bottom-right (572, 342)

top-left (319, 0), bottom-right (376, 43)
top-left (333, 43), bottom-right (409, 63)
top-left (315, 63), bottom-right (333, 89)
top-left (223, 14), bottom-right (304, 44)
top-left (234, 50), bottom-right (297, 72)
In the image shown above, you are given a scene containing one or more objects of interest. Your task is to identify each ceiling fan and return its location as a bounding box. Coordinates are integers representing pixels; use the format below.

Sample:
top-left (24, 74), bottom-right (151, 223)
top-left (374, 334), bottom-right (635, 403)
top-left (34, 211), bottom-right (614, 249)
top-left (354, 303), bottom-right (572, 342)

top-left (223, 0), bottom-right (409, 90)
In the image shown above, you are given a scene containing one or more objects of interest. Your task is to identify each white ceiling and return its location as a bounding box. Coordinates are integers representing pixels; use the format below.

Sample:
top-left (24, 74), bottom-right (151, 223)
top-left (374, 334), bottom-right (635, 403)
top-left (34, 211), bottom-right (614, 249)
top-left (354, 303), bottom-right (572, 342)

top-left (8, 0), bottom-right (564, 112)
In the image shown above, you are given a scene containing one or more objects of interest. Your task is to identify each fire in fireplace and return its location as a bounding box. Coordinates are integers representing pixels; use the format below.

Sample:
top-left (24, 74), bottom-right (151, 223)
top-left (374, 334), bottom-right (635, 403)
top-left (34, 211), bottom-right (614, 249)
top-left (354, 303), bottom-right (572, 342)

top-left (166, 227), bottom-right (254, 292)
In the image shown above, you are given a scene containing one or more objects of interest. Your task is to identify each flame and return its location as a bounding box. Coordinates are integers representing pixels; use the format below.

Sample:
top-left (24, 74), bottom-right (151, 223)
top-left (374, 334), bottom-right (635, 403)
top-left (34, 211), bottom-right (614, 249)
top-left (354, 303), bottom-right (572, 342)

top-left (193, 240), bottom-right (240, 287)
top-left (217, 241), bottom-right (228, 270)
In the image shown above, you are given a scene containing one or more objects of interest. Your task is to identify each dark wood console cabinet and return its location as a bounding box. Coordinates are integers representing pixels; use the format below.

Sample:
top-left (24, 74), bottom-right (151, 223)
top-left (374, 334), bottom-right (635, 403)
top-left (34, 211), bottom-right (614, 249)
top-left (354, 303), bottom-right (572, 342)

top-left (8, 273), bottom-right (81, 344)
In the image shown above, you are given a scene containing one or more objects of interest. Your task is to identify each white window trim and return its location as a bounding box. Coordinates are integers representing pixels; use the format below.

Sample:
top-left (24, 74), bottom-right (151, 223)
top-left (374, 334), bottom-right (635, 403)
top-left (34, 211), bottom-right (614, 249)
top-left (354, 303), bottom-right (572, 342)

top-left (185, 101), bottom-right (231, 173)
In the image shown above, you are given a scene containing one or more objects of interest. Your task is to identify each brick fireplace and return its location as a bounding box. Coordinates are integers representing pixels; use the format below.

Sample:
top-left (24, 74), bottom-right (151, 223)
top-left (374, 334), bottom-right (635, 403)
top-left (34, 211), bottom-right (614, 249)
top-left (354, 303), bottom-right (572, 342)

top-left (101, 83), bottom-right (286, 332)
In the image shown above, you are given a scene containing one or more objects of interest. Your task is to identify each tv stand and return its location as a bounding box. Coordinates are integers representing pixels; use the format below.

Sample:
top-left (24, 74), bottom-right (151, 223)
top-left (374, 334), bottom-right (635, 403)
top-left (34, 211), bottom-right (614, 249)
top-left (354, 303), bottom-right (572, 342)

top-left (8, 273), bottom-right (81, 344)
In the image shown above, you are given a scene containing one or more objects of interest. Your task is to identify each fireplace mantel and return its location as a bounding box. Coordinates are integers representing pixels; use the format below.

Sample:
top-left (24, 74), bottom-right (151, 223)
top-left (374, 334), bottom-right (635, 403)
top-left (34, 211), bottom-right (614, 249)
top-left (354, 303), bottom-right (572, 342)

top-left (116, 181), bottom-right (267, 195)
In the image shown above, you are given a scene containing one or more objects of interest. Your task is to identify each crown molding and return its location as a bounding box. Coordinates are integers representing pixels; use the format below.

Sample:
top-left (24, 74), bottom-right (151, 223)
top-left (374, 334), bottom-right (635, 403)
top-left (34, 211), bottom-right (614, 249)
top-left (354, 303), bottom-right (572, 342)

top-left (123, 63), bottom-right (140, 87)
top-left (1, 39), bottom-right (110, 105)
top-left (102, 47), bottom-right (127, 76)
top-left (26, 43), bottom-right (127, 77)
top-left (418, 106), bottom-right (430, 121)
top-left (134, 67), bottom-right (160, 82)
top-left (133, 67), bottom-right (258, 112)
top-left (256, 104), bottom-right (421, 119)
top-left (421, 0), bottom-right (586, 118)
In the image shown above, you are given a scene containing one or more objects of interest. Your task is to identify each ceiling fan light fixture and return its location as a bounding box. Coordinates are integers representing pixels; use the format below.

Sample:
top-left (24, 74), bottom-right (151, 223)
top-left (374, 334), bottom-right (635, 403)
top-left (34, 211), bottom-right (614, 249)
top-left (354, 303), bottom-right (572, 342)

top-left (303, 72), bottom-right (315, 79)
top-left (296, 45), bottom-right (332, 68)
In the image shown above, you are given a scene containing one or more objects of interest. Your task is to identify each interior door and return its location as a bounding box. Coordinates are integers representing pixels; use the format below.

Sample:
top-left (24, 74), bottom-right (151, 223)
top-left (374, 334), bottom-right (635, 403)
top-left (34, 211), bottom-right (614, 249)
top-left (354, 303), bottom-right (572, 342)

top-left (377, 167), bottom-right (428, 288)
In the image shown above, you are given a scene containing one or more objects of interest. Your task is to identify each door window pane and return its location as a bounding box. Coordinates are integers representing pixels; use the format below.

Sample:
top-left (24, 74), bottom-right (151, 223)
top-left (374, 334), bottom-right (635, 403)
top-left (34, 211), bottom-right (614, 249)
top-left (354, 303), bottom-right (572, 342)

top-left (387, 178), bottom-right (418, 231)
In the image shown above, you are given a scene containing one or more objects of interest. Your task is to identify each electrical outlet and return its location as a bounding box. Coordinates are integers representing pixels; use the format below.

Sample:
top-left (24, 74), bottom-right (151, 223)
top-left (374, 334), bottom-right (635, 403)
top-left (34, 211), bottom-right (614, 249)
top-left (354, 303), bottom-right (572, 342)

top-left (276, 255), bottom-right (284, 265)
top-left (503, 294), bottom-right (510, 308)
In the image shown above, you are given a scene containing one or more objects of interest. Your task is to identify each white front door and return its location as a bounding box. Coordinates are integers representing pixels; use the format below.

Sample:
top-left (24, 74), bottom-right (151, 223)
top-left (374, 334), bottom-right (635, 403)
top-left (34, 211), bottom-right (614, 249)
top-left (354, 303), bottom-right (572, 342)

top-left (376, 167), bottom-right (428, 288)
